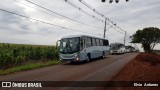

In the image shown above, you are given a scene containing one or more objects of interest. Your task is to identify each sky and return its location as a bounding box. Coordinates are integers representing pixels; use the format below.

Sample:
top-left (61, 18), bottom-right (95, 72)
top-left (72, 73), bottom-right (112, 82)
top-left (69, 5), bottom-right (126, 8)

top-left (0, 0), bottom-right (160, 51)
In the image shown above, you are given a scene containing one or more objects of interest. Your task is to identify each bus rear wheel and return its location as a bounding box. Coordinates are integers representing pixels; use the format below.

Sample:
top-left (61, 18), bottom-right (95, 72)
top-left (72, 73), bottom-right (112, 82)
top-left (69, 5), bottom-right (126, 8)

top-left (101, 51), bottom-right (105, 59)
top-left (86, 54), bottom-right (90, 63)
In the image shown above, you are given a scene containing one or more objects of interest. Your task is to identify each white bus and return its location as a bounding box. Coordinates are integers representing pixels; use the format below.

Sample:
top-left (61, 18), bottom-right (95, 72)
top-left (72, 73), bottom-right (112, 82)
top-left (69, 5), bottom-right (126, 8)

top-left (125, 45), bottom-right (132, 53)
top-left (57, 35), bottom-right (110, 63)
top-left (110, 43), bottom-right (126, 55)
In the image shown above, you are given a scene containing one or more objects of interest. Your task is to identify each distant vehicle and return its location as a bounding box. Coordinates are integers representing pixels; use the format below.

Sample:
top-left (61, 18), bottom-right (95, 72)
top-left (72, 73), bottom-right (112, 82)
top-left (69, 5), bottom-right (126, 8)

top-left (131, 47), bottom-right (136, 52)
top-left (57, 35), bottom-right (110, 63)
top-left (125, 46), bottom-right (132, 53)
top-left (110, 43), bottom-right (126, 55)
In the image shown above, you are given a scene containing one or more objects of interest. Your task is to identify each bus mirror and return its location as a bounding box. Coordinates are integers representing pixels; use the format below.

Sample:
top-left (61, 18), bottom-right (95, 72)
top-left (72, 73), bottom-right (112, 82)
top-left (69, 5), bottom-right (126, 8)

top-left (56, 40), bottom-right (60, 49)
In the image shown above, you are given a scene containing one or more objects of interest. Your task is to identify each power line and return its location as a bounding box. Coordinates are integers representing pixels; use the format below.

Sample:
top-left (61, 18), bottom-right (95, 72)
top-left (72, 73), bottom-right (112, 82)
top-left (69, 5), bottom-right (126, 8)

top-left (107, 37), bottom-right (116, 43)
top-left (64, 0), bottom-right (124, 43)
top-left (79, 0), bottom-right (127, 33)
top-left (79, 0), bottom-right (132, 44)
top-left (104, 25), bottom-right (121, 43)
top-left (105, 23), bottom-right (125, 35)
top-left (110, 25), bottom-right (125, 34)
top-left (105, 36), bottom-right (118, 43)
top-left (64, 0), bottom-right (126, 41)
top-left (64, 0), bottom-right (104, 23)
top-left (0, 1), bottom-right (122, 43)
top-left (21, 0), bottom-right (103, 29)
top-left (113, 24), bottom-right (126, 32)
top-left (104, 24), bottom-right (123, 40)
top-left (0, 8), bottom-right (110, 40)
top-left (0, 8), bottom-right (121, 43)
top-left (79, 0), bottom-right (104, 18)
top-left (107, 30), bottom-right (119, 39)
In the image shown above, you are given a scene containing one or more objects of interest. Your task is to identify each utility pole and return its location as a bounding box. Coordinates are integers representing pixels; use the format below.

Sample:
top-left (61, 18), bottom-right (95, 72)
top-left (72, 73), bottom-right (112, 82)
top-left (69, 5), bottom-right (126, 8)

top-left (124, 31), bottom-right (126, 45)
top-left (103, 18), bottom-right (107, 39)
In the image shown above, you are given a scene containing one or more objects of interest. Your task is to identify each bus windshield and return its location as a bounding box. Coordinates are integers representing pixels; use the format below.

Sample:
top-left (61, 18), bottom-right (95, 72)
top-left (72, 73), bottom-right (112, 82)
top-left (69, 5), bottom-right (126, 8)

top-left (60, 37), bottom-right (80, 54)
top-left (110, 44), bottom-right (117, 50)
top-left (110, 44), bottom-right (121, 50)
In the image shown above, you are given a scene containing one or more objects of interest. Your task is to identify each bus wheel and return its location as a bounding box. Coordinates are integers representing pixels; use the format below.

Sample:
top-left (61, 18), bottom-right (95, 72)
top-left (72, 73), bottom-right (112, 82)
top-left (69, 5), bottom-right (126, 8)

top-left (101, 52), bottom-right (105, 59)
top-left (86, 54), bottom-right (90, 63)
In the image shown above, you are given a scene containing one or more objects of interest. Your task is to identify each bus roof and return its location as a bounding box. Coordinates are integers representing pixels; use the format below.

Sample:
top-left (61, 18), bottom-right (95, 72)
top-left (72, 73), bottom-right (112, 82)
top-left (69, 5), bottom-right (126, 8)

top-left (61, 34), bottom-right (108, 40)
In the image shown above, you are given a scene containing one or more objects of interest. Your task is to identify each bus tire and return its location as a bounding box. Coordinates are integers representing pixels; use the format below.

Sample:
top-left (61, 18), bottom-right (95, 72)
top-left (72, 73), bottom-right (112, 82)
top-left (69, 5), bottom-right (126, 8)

top-left (86, 54), bottom-right (90, 63)
top-left (101, 51), bottom-right (105, 59)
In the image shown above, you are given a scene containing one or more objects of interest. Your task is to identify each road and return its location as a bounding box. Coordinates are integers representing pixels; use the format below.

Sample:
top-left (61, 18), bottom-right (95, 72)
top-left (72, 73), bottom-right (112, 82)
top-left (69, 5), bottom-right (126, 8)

top-left (0, 53), bottom-right (138, 90)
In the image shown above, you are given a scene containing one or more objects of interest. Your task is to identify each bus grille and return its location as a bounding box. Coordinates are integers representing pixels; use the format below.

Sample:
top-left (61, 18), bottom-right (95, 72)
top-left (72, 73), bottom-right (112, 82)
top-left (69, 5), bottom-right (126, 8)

top-left (62, 55), bottom-right (74, 58)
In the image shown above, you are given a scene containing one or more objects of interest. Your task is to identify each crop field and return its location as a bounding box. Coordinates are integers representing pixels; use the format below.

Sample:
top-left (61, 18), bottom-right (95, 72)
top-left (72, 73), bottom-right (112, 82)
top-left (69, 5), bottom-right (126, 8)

top-left (0, 43), bottom-right (59, 70)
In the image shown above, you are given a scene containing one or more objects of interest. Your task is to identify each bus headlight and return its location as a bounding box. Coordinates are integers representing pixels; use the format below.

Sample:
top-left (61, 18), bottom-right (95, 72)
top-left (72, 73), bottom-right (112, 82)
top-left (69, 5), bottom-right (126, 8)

top-left (76, 58), bottom-right (79, 61)
top-left (74, 54), bottom-right (79, 60)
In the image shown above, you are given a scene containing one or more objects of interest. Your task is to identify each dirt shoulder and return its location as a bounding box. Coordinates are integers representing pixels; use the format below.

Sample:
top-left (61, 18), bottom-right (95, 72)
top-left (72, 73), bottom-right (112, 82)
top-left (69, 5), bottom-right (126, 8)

top-left (105, 53), bottom-right (160, 90)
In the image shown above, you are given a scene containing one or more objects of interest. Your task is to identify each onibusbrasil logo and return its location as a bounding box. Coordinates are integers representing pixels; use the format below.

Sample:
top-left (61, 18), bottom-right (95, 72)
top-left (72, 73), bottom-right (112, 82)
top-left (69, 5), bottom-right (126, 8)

top-left (1, 82), bottom-right (42, 88)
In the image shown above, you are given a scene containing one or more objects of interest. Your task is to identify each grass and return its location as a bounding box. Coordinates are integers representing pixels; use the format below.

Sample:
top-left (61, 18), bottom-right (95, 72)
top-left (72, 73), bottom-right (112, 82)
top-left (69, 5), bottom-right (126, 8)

top-left (0, 60), bottom-right (61, 75)
top-left (153, 50), bottom-right (160, 55)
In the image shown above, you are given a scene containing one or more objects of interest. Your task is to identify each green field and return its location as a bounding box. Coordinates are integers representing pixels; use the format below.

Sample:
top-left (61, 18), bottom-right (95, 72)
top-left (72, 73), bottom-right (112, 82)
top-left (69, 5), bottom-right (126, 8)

top-left (0, 43), bottom-right (59, 70)
top-left (153, 50), bottom-right (160, 55)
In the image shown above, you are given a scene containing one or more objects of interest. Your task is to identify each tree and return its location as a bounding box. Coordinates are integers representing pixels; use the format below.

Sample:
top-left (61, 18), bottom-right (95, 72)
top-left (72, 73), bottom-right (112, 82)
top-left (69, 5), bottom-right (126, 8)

top-left (132, 27), bottom-right (160, 52)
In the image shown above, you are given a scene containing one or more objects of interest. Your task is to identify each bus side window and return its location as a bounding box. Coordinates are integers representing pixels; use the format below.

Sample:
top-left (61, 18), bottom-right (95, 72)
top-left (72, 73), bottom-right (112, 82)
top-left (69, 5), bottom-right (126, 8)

top-left (86, 37), bottom-right (92, 47)
top-left (92, 38), bottom-right (96, 46)
top-left (80, 38), bottom-right (83, 47)
top-left (81, 36), bottom-right (85, 48)
top-left (106, 40), bottom-right (109, 46)
top-left (100, 39), bottom-right (103, 46)
top-left (96, 39), bottom-right (99, 46)
top-left (103, 40), bottom-right (109, 46)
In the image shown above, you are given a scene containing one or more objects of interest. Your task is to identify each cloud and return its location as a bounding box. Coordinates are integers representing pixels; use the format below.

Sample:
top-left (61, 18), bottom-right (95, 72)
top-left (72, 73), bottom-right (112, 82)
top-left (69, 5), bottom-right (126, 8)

top-left (0, 0), bottom-right (159, 50)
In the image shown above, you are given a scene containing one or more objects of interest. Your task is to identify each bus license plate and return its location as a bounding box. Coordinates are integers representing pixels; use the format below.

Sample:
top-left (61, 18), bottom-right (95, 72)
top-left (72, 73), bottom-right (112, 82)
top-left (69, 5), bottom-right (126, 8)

top-left (67, 61), bottom-right (70, 63)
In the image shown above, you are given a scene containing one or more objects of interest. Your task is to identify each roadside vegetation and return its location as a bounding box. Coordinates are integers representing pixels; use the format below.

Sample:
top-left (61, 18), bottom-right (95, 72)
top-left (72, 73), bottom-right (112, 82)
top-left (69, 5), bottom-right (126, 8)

top-left (0, 43), bottom-right (60, 74)
top-left (153, 50), bottom-right (160, 55)
top-left (0, 60), bottom-right (60, 75)
top-left (132, 27), bottom-right (160, 53)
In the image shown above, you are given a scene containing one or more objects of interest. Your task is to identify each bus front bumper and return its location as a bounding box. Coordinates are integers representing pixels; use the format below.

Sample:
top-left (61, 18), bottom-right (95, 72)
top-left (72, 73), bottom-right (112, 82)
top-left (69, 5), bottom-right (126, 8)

top-left (59, 53), bottom-right (80, 63)
top-left (60, 58), bottom-right (80, 63)
top-left (110, 50), bottom-right (121, 54)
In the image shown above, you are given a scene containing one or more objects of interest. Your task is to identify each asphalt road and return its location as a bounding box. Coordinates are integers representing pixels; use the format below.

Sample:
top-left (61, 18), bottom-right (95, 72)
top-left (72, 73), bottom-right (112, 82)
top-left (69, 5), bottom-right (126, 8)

top-left (0, 53), bottom-right (138, 90)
